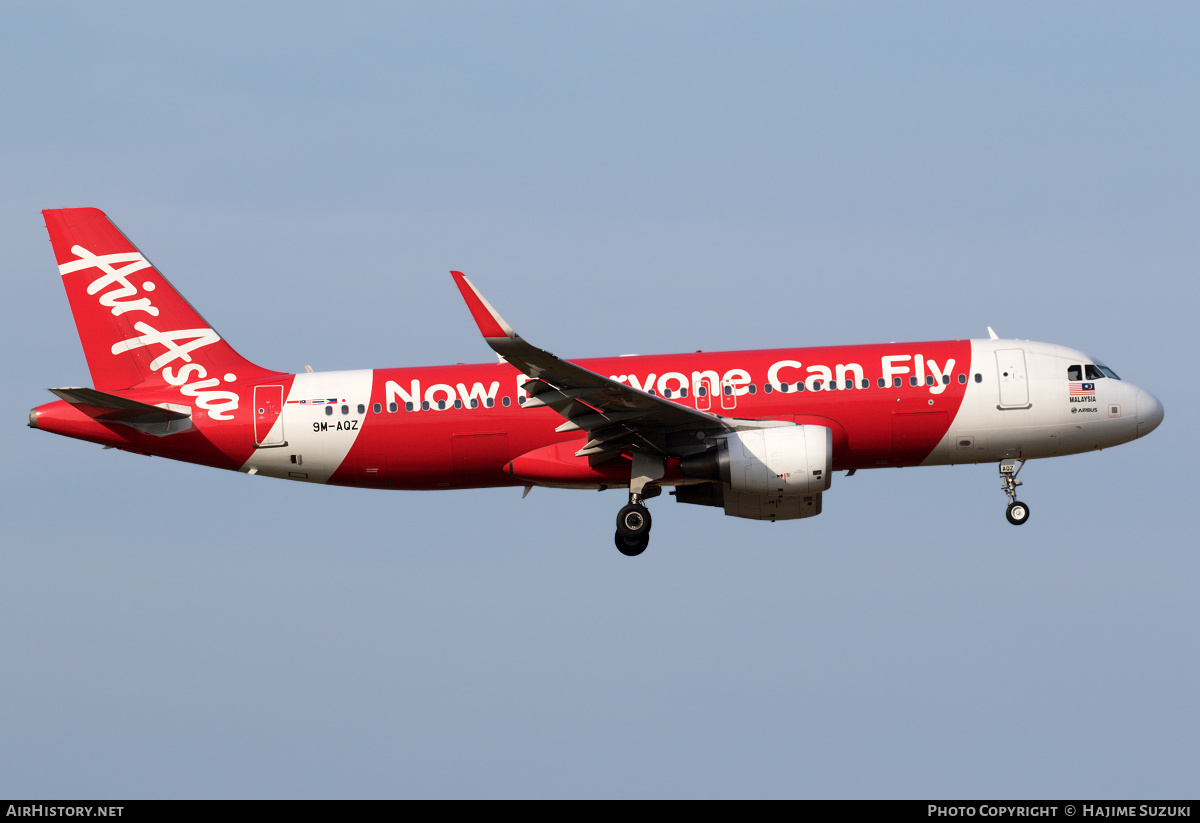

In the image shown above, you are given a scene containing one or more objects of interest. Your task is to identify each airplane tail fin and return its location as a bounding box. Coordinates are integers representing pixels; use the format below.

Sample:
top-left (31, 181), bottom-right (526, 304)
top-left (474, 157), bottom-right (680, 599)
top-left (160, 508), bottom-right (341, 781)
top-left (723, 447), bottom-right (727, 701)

top-left (43, 208), bottom-right (277, 393)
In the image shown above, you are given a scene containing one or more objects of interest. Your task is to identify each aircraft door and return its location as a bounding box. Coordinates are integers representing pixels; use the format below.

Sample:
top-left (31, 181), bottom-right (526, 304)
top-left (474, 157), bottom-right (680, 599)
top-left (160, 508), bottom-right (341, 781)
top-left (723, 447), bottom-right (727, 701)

top-left (995, 349), bottom-right (1030, 408)
top-left (720, 376), bottom-right (737, 410)
top-left (254, 385), bottom-right (286, 446)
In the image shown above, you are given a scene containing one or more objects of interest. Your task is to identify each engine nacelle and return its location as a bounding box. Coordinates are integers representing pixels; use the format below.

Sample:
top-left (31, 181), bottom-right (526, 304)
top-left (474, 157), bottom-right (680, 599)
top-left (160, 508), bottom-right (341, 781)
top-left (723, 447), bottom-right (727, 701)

top-left (682, 425), bottom-right (833, 496)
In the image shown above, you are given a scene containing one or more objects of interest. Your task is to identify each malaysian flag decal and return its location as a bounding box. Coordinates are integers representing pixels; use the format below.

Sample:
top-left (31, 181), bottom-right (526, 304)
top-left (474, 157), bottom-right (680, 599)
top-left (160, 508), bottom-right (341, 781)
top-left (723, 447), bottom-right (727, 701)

top-left (1069, 382), bottom-right (1096, 395)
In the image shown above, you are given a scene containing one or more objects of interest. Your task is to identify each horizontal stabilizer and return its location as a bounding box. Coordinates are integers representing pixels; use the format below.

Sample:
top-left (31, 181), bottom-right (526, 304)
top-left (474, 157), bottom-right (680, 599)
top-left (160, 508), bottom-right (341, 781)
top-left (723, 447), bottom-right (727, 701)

top-left (49, 387), bottom-right (191, 425)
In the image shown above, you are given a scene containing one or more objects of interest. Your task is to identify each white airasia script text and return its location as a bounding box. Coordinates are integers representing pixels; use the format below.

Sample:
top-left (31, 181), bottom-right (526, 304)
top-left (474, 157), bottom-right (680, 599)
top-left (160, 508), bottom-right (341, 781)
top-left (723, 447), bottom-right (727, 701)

top-left (59, 246), bottom-right (240, 420)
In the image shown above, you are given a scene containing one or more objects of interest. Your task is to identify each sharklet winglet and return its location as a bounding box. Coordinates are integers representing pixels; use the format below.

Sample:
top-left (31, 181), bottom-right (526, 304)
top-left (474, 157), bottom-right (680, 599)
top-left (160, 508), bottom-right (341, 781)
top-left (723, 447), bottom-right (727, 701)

top-left (451, 271), bottom-right (516, 340)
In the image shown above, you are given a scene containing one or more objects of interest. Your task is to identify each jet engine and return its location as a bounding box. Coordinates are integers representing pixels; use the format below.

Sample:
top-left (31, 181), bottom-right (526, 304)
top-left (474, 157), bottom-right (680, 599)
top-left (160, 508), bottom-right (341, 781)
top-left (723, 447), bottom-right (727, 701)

top-left (678, 425), bottom-right (832, 521)
top-left (681, 425), bottom-right (832, 495)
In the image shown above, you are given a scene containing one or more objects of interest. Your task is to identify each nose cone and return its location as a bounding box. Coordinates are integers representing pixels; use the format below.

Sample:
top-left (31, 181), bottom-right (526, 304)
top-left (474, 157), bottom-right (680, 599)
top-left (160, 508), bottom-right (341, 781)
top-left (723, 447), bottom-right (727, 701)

top-left (1136, 389), bottom-right (1164, 438)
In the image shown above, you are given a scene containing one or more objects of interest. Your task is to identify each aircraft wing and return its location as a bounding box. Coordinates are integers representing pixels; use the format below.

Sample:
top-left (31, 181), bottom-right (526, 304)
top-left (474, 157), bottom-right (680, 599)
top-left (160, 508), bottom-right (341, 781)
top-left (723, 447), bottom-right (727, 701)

top-left (451, 272), bottom-right (733, 458)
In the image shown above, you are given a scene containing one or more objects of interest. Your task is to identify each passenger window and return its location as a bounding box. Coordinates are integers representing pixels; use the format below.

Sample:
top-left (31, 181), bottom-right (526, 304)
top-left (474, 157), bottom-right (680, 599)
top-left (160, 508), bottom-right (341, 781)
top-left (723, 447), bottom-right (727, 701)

top-left (373, 403), bottom-right (381, 414)
top-left (402, 402), bottom-right (411, 412)
top-left (679, 387), bottom-right (688, 398)
top-left (470, 398), bottom-right (478, 409)
top-left (454, 399), bottom-right (462, 409)
top-left (909, 376), bottom-right (918, 387)
top-left (958, 374), bottom-right (966, 384)
top-left (723, 385), bottom-right (732, 396)
top-left (502, 397), bottom-right (511, 407)
top-left (663, 389), bottom-right (672, 398)
top-left (974, 373), bottom-right (982, 383)
top-left (893, 377), bottom-right (902, 388)
top-left (748, 384), bottom-right (757, 395)
top-left (780, 383), bottom-right (790, 392)
top-left (1085, 365), bottom-right (1105, 380)
top-left (421, 401), bottom-right (430, 411)
top-left (357, 404), bottom-right (365, 414)
top-left (485, 398), bottom-right (494, 408)
top-left (861, 379), bottom-right (869, 389)
top-left (764, 384), bottom-right (773, 394)
top-left (437, 400), bottom-right (446, 410)
top-left (1067, 365), bottom-right (1083, 381)
top-left (341, 405), bottom-right (349, 415)
top-left (325, 405), bottom-right (333, 416)
top-left (813, 380), bottom-right (823, 391)
top-left (925, 375), bottom-right (934, 386)
top-left (878, 377), bottom-right (886, 388)
top-left (942, 375), bottom-right (949, 385)
top-left (698, 386), bottom-right (707, 397)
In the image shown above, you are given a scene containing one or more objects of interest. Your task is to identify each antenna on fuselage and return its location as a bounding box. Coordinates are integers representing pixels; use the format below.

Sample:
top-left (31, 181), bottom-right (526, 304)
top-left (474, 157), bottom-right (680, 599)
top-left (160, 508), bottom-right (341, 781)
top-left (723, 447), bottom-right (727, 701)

top-left (987, 327), bottom-right (999, 340)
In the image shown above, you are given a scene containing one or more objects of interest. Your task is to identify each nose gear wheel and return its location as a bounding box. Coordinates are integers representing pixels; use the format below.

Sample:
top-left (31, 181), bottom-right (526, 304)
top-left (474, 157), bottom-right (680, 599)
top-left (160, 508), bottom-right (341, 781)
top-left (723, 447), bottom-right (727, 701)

top-left (1006, 501), bottom-right (1030, 525)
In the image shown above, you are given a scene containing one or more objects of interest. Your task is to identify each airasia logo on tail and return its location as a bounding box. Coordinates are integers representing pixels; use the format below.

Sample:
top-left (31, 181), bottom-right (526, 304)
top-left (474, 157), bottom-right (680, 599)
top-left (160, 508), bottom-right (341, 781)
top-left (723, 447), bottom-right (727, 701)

top-left (59, 246), bottom-right (241, 420)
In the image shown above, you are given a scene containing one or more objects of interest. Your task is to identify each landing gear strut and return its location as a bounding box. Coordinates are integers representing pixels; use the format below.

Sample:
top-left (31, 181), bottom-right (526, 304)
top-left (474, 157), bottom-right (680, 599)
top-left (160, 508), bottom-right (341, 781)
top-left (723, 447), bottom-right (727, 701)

top-left (1000, 459), bottom-right (1030, 525)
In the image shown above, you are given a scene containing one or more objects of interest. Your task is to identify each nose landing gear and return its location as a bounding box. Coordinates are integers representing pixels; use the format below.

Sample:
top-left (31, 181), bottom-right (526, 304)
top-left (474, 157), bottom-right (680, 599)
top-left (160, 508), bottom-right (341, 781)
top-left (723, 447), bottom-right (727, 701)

top-left (1000, 459), bottom-right (1030, 525)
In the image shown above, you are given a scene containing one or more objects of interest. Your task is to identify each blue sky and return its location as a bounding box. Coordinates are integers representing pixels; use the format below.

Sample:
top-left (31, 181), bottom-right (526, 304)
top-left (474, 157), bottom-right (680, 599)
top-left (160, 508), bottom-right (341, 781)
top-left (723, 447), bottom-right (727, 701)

top-left (1, 2), bottom-right (1196, 798)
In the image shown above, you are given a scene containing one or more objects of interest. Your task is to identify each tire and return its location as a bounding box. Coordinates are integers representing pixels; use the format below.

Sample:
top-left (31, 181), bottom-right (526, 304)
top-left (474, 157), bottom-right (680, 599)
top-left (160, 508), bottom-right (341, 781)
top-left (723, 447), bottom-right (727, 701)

top-left (1006, 501), bottom-right (1030, 525)
top-left (615, 531), bottom-right (649, 556)
top-left (616, 503), bottom-right (652, 538)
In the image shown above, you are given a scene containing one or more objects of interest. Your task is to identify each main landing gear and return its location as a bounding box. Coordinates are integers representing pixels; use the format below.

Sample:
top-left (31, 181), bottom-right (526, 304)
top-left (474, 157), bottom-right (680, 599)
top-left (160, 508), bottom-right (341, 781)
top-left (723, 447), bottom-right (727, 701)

top-left (614, 491), bottom-right (655, 556)
top-left (614, 498), bottom-right (652, 556)
top-left (1000, 459), bottom-right (1030, 526)
top-left (614, 453), bottom-right (664, 556)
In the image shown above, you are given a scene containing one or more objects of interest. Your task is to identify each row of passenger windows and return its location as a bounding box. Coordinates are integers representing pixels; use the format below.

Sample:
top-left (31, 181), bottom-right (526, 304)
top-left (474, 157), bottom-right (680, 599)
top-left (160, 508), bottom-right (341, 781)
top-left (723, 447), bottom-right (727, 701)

top-left (324, 397), bottom-right (507, 414)
top-left (322, 373), bottom-right (985, 414)
top-left (630, 372), bottom-right (982, 396)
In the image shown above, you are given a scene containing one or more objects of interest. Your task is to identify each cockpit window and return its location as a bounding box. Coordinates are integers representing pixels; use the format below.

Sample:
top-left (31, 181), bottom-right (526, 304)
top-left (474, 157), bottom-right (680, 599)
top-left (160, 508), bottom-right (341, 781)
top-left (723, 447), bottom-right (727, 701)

top-left (1085, 365), bottom-right (1105, 380)
top-left (1096, 363), bottom-right (1120, 380)
top-left (1067, 365), bottom-right (1082, 381)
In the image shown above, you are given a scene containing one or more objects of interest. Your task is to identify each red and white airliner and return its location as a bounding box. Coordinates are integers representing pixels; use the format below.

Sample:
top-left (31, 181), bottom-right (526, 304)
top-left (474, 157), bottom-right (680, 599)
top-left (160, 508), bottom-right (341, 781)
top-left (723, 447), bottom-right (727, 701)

top-left (30, 208), bottom-right (1164, 555)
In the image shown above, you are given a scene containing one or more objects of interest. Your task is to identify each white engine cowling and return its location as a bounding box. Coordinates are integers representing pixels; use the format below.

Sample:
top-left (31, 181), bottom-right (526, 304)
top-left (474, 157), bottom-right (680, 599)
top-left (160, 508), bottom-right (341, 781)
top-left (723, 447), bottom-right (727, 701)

top-left (722, 425), bottom-right (832, 495)
top-left (675, 426), bottom-right (832, 521)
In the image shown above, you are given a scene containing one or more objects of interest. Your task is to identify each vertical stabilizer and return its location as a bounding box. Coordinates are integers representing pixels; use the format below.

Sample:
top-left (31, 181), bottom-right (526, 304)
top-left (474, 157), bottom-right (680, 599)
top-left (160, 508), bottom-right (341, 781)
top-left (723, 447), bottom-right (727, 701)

top-left (43, 208), bottom-right (277, 395)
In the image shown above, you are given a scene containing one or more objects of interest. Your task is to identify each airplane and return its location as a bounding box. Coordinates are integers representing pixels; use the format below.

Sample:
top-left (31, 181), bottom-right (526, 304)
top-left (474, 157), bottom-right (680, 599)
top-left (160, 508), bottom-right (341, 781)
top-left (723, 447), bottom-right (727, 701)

top-left (29, 208), bottom-right (1164, 555)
